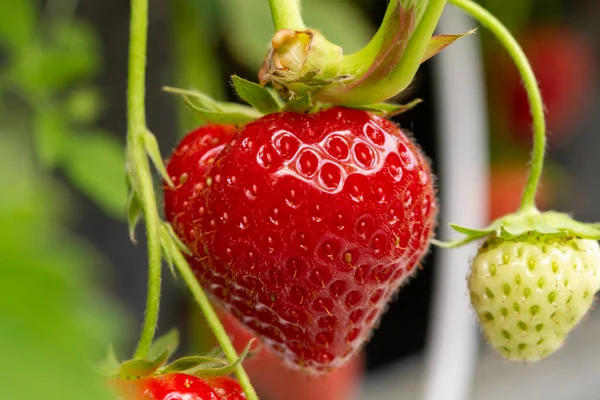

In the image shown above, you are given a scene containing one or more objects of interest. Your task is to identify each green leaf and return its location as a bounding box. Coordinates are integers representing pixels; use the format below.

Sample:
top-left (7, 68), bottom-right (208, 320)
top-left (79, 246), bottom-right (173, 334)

top-left (33, 105), bottom-right (68, 167)
top-left (0, 0), bottom-right (35, 51)
top-left (164, 86), bottom-right (263, 125)
top-left (351, 99), bottom-right (423, 116)
top-left (148, 328), bottom-right (180, 361)
top-left (13, 21), bottom-right (100, 94)
top-left (66, 87), bottom-right (103, 124)
top-left (231, 75), bottom-right (282, 114)
top-left (141, 129), bottom-right (173, 187)
top-left (0, 132), bottom-right (122, 400)
top-left (63, 131), bottom-right (127, 219)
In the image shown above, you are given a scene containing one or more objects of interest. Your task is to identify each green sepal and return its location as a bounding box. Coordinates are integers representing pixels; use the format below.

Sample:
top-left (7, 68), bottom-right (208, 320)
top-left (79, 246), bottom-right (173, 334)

top-left (282, 95), bottom-right (313, 113)
top-left (159, 222), bottom-right (191, 279)
top-left (163, 86), bottom-right (262, 125)
top-left (97, 345), bottom-right (121, 376)
top-left (421, 30), bottom-right (476, 63)
top-left (350, 98), bottom-right (422, 116)
top-left (498, 211), bottom-right (600, 239)
top-left (160, 355), bottom-right (227, 374)
top-left (125, 176), bottom-right (143, 243)
top-left (231, 75), bottom-right (283, 115)
top-left (141, 129), bottom-right (173, 187)
top-left (191, 339), bottom-right (256, 378)
top-left (118, 349), bottom-right (170, 378)
top-left (160, 339), bottom-right (255, 377)
top-left (148, 328), bottom-right (180, 361)
top-left (435, 210), bottom-right (600, 249)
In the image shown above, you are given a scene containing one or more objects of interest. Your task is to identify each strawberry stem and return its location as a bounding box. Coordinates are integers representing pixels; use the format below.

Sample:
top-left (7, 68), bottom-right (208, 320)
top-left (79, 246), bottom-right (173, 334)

top-left (268, 0), bottom-right (305, 31)
top-left (170, 247), bottom-right (259, 400)
top-left (323, 0), bottom-right (448, 105)
top-left (448, 0), bottom-right (545, 213)
top-left (128, 0), bottom-right (162, 360)
top-left (126, 1), bottom-right (259, 398)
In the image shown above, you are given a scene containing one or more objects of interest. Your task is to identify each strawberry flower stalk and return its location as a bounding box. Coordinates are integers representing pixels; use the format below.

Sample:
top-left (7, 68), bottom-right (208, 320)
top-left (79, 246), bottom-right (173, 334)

top-left (434, 0), bottom-right (600, 361)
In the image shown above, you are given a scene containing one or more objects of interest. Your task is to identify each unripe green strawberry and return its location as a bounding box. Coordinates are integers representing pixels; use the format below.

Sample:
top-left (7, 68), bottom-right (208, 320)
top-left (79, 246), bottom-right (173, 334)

top-left (469, 234), bottom-right (600, 361)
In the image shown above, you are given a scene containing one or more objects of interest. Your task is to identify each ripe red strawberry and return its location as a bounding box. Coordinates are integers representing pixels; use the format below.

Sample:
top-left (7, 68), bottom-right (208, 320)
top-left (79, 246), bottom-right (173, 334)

top-left (164, 107), bottom-right (437, 373)
top-left (111, 373), bottom-right (246, 400)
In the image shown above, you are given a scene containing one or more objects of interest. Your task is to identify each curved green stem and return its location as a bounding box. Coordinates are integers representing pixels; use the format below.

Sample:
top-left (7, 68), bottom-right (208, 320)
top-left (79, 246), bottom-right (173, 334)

top-left (321, 0), bottom-right (448, 105)
top-left (341, 0), bottom-right (404, 74)
top-left (449, 0), bottom-right (545, 213)
top-left (128, 0), bottom-right (162, 360)
top-left (171, 249), bottom-right (259, 400)
top-left (268, 0), bottom-right (305, 31)
top-left (127, 2), bottom-right (259, 399)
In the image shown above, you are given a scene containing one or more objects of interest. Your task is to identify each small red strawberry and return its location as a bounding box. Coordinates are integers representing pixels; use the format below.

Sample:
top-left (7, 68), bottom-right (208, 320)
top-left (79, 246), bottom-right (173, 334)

top-left (111, 373), bottom-right (246, 400)
top-left (164, 107), bottom-right (437, 373)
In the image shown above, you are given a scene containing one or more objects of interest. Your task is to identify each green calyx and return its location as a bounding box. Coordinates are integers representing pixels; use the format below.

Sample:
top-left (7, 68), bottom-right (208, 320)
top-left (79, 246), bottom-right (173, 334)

top-left (100, 328), bottom-right (256, 379)
top-left (261, 0), bottom-right (472, 106)
top-left (434, 210), bottom-right (600, 249)
top-left (164, 75), bottom-right (424, 125)
top-left (163, 0), bottom-right (470, 123)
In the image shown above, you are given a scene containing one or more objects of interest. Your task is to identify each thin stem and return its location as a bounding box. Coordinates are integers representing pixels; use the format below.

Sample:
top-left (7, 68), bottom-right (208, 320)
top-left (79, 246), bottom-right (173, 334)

top-left (448, 0), bottom-right (545, 212)
top-left (126, 0), bottom-right (259, 397)
top-left (171, 249), bottom-right (259, 400)
top-left (128, 0), bottom-right (162, 359)
top-left (131, 148), bottom-right (163, 359)
top-left (268, 0), bottom-right (305, 31)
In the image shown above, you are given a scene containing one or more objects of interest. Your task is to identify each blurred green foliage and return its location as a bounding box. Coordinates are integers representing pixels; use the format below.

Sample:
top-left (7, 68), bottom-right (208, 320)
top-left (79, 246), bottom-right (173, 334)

top-left (0, 0), bottom-right (126, 218)
top-left (0, 1), bottom-right (124, 399)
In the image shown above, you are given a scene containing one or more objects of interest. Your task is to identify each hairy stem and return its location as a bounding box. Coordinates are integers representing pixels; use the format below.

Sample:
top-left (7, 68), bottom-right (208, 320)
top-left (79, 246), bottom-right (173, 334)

top-left (127, 3), bottom-right (259, 399)
top-left (449, 0), bottom-right (545, 212)
top-left (128, 0), bottom-right (163, 360)
top-left (171, 248), bottom-right (259, 400)
top-left (268, 0), bottom-right (305, 31)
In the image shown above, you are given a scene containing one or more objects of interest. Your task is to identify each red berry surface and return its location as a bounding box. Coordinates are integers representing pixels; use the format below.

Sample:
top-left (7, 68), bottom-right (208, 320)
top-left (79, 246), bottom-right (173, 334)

top-left (111, 373), bottom-right (245, 400)
top-left (217, 306), bottom-right (364, 400)
top-left (164, 107), bottom-right (437, 373)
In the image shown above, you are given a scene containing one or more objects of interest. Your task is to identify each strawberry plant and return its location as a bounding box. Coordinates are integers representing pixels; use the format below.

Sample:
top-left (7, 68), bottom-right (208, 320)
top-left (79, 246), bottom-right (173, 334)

top-left (3, 0), bottom-right (598, 399)
top-left (128, 0), bottom-right (600, 395)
